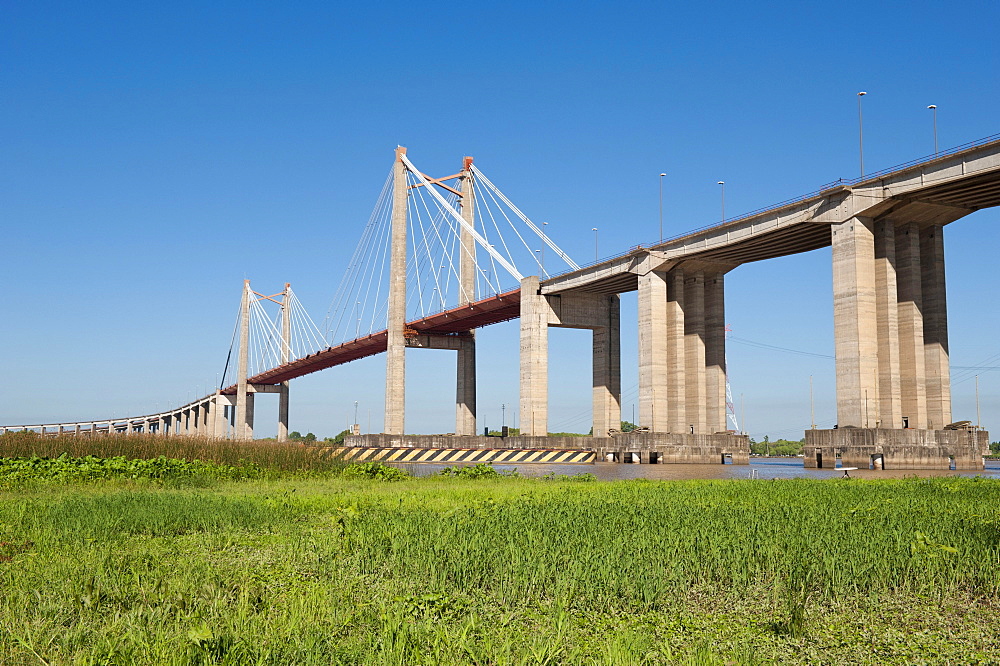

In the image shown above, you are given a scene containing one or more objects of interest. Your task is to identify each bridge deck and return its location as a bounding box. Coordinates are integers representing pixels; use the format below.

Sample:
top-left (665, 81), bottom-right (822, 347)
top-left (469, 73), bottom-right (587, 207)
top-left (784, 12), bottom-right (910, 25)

top-left (221, 288), bottom-right (522, 392)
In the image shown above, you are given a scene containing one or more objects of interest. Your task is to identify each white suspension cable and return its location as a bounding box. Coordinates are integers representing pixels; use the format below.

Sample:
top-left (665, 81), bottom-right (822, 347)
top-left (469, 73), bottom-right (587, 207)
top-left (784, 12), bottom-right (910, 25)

top-left (401, 154), bottom-right (524, 281)
top-left (474, 178), bottom-right (528, 280)
top-left (325, 170), bottom-right (393, 336)
top-left (471, 164), bottom-right (580, 271)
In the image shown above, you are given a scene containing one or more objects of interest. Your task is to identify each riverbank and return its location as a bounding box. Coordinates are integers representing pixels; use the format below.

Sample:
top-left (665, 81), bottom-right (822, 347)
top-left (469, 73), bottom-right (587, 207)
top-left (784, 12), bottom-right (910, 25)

top-left (1, 454), bottom-right (999, 663)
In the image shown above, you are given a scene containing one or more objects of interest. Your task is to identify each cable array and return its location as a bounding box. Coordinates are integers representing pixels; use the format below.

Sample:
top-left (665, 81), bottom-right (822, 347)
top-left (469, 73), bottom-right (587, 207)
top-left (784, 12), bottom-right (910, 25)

top-left (323, 158), bottom-right (579, 347)
top-left (221, 286), bottom-right (326, 388)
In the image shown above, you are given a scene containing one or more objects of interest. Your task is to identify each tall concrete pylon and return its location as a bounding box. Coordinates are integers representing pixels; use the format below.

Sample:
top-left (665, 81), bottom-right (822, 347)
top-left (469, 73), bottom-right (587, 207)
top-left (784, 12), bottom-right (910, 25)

top-left (278, 282), bottom-right (291, 442)
top-left (384, 147), bottom-right (408, 435)
top-left (235, 279), bottom-right (254, 440)
top-left (455, 156), bottom-right (478, 436)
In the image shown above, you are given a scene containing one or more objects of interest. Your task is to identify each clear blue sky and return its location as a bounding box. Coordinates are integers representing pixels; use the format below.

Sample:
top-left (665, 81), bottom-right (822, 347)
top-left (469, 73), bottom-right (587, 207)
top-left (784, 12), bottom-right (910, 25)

top-left (3, 0), bottom-right (999, 440)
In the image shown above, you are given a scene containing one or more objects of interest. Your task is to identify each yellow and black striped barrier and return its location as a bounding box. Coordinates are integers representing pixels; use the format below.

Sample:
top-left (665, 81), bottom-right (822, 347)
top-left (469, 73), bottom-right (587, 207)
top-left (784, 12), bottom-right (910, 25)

top-left (323, 447), bottom-right (595, 464)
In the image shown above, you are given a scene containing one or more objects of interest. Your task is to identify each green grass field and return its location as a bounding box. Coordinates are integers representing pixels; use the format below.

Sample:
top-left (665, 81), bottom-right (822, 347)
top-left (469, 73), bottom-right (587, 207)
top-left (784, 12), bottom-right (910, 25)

top-left (1, 433), bottom-right (999, 664)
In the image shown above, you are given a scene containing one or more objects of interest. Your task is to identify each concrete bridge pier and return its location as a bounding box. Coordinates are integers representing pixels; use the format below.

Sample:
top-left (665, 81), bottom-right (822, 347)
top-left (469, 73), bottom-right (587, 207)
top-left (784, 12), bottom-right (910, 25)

top-left (637, 265), bottom-right (730, 435)
top-left (518, 275), bottom-right (621, 437)
top-left (823, 217), bottom-right (985, 468)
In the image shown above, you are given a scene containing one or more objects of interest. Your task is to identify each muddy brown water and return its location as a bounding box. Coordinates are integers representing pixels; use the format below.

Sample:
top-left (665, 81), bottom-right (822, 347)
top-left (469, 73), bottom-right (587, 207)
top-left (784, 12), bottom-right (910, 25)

top-left (393, 457), bottom-right (1000, 481)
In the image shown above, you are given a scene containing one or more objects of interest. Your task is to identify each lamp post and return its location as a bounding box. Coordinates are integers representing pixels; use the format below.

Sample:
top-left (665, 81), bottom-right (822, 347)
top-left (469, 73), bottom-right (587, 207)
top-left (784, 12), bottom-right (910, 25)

top-left (592, 228), bottom-right (598, 261)
top-left (659, 173), bottom-right (666, 241)
top-left (534, 249), bottom-right (542, 275)
top-left (928, 105), bottom-right (938, 156)
top-left (717, 181), bottom-right (726, 222)
top-left (857, 91), bottom-right (867, 177)
top-left (541, 221), bottom-right (548, 272)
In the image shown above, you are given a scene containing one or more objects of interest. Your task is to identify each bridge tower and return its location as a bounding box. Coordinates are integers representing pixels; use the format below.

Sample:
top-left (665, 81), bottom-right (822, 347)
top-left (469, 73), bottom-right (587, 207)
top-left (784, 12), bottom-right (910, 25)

top-left (383, 147), bottom-right (408, 435)
top-left (236, 279), bottom-right (254, 440)
top-left (278, 282), bottom-right (291, 442)
top-left (455, 156), bottom-right (478, 436)
top-left (384, 149), bottom-right (482, 436)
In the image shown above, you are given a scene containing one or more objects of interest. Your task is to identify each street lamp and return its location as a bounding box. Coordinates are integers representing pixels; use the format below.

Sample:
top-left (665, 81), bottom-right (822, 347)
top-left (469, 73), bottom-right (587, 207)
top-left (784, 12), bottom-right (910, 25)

top-left (857, 91), bottom-right (867, 177)
top-left (592, 228), bottom-right (598, 261)
top-left (928, 105), bottom-right (938, 156)
top-left (659, 173), bottom-right (666, 241)
top-left (541, 221), bottom-right (548, 272)
top-left (717, 181), bottom-right (726, 222)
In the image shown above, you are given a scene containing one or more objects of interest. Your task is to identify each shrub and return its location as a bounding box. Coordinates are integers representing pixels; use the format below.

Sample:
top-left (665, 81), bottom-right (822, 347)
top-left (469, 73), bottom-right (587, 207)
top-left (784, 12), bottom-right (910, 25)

top-left (438, 463), bottom-right (520, 479)
top-left (342, 462), bottom-right (410, 482)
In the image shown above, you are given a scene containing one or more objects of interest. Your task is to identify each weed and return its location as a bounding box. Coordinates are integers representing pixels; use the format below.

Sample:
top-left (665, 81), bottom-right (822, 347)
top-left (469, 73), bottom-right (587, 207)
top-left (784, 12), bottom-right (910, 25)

top-left (342, 461), bottom-right (410, 482)
top-left (438, 463), bottom-right (520, 479)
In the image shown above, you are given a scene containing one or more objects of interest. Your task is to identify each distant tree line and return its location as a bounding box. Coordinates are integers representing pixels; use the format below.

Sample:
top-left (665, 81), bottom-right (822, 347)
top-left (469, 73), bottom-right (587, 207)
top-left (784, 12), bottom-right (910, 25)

top-left (749, 436), bottom-right (804, 456)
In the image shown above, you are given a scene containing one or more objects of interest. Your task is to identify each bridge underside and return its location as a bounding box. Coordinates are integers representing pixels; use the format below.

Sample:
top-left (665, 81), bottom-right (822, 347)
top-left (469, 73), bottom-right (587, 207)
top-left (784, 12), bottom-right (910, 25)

top-left (221, 289), bottom-right (522, 393)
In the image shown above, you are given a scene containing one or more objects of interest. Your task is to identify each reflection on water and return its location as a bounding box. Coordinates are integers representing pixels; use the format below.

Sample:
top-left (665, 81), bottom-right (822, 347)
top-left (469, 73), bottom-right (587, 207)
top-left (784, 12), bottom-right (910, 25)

top-left (394, 457), bottom-right (1000, 481)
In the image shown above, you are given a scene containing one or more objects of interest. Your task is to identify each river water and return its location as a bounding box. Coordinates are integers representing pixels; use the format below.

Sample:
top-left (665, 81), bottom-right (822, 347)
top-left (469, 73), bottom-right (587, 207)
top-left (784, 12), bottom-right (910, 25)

top-left (395, 457), bottom-right (1000, 481)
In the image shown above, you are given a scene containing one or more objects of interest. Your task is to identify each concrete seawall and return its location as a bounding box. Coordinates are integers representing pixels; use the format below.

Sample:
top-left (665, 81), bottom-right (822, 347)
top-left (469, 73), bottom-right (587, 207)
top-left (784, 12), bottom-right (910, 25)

top-left (333, 432), bottom-right (750, 465)
top-left (804, 428), bottom-right (989, 470)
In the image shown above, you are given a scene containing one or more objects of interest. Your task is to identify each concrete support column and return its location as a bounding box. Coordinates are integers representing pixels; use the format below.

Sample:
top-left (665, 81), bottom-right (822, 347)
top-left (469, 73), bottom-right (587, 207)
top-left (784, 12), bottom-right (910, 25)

top-left (684, 272), bottom-right (707, 433)
top-left (874, 220), bottom-right (902, 428)
top-left (455, 158), bottom-right (477, 436)
top-left (519, 276), bottom-right (550, 436)
top-left (592, 295), bottom-right (622, 437)
top-left (244, 393), bottom-right (255, 440)
top-left (201, 402), bottom-right (212, 438)
top-left (638, 270), bottom-right (669, 432)
top-left (921, 225), bottom-right (951, 428)
top-left (278, 283), bottom-right (291, 442)
top-left (704, 272), bottom-right (727, 433)
top-left (384, 147), bottom-right (408, 435)
top-left (666, 269), bottom-right (687, 433)
top-left (212, 394), bottom-right (229, 439)
top-left (896, 222), bottom-right (927, 429)
top-left (832, 216), bottom-right (878, 428)
top-left (236, 280), bottom-right (252, 439)
top-left (456, 338), bottom-right (477, 435)
top-left (160, 415), bottom-right (170, 436)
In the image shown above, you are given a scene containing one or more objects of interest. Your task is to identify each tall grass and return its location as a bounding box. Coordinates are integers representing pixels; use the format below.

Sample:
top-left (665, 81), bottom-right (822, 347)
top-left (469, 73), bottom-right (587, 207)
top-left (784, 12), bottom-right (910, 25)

top-left (338, 477), bottom-right (1000, 605)
top-left (1, 474), bottom-right (999, 663)
top-left (0, 431), bottom-right (342, 473)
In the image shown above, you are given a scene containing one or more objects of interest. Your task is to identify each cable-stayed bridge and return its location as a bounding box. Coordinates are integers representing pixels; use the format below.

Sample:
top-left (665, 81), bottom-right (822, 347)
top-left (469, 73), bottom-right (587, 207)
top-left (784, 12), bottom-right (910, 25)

top-left (5, 135), bottom-right (1000, 469)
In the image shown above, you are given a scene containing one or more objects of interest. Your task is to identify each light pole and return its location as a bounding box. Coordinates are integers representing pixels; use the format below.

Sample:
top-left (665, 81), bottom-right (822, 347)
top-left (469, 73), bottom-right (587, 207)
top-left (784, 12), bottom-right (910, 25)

top-left (857, 91), bottom-right (867, 177)
top-left (658, 173), bottom-right (666, 241)
top-left (717, 181), bottom-right (726, 222)
top-left (592, 228), bottom-right (598, 261)
top-left (354, 400), bottom-right (359, 431)
top-left (928, 105), bottom-right (938, 156)
top-left (541, 221), bottom-right (548, 273)
top-left (534, 249), bottom-right (542, 275)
